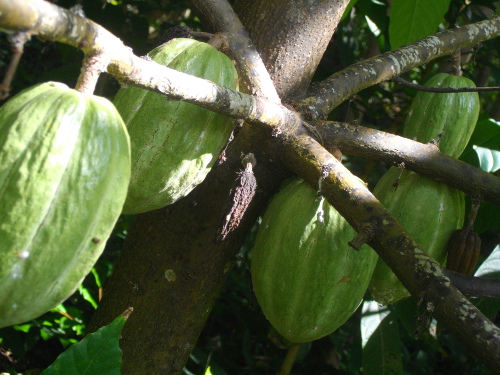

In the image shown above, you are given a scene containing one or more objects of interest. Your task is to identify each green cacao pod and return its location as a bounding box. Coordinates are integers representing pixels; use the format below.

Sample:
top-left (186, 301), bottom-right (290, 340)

top-left (0, 82), bottom-right (131, 328)
top-left (402, 73), bottom-right (479, 158)
top-left (251, 179), bottom-right (378, 343)
top-left (113, 38), bottom-right (238, 214)
top-left (368, 167), bottom-right (465, 305)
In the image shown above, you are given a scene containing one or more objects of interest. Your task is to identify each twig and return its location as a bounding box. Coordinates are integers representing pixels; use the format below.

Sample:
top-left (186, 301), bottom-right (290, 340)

top-left (0, 31), bottom-right (31, 100)
top-left (393, 76), bottom-right (500, 92)
top-left (445, 271), bottom-right (500, 299)
top-left (278, 344), bottom-right (300, 375)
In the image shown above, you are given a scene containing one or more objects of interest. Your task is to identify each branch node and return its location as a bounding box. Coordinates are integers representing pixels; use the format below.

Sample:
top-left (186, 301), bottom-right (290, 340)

top-left (316, 163), bottom-right (335, 196)
top-left (75, 52), bottom-right (109, 94)
top-left (348, 221), bottom-right (377, 250)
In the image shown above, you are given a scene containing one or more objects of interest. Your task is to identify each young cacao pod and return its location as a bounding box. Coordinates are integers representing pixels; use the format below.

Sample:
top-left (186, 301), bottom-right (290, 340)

top-left (368, 167), bottom-right (465, 305)
top-left (446, 228), bottom-right (481, 276)
top-left (251, 179), bottom-right (378, 343)
top-left (113, 38), bottom-right (238, 214)
top-left (0, 82), bottom-right (131, 328)
top-left (402, 73), bottom-right (479, 158)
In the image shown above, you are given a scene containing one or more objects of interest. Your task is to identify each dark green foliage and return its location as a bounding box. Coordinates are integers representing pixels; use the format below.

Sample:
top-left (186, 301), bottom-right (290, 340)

top-left (40, 311), bottom-right (129, 375)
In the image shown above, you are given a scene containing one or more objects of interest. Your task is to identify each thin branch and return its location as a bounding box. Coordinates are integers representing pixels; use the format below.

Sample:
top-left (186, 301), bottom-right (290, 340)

top-left (393, 77), bottom-right (500, 92)
top-left (187, 0), bottom-right (281, 103)
top-left (0, 31), bottom-right (30, 99)
top-left (299, 17), bottom-right (500, 118)
top-left (75, 52), bottom-right (109, 95)
top-left (0, 0), bottom-right (98, 51)
top-left (445, 270), bottom-right (500, 300)
top-left (315, 121), bottom-right (500, 206)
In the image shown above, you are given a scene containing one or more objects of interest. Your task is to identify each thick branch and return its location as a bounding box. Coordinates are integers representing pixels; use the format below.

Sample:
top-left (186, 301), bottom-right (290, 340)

top-left (186, 0), bottom-right (281, 102)
top-left (300, 17), bottom-right (500, 118)
top-left (316, 121), bottom-right (500, 206)
top-left (0, 0), bottom-right (105, 52)
top-left (278, 133), bottom-right (500, 373)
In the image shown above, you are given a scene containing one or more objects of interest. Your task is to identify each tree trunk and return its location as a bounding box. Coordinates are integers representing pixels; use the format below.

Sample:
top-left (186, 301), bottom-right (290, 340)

top-left (87, 1), bottom-right (349, 373)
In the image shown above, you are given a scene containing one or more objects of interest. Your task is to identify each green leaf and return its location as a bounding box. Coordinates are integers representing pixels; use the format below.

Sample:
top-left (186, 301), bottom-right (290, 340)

top-left (357, 0), bottom-right (389, 37)
top-left (389, 0), bottom-right (451, 49)
top-left (473, 246), bottom-right (500, 319)
top-left (390, 297), bottom-right (419, 336)
top-left (461, 118), bottom-right (500, 171)
top-left (361, 300), bottom-right (403, 375)
top-left (473, 146), bottom-right (500, 173)
top-left (78, 284), bottom-right (98, 310)
top-left (341, 0), bottom-right (358, 21)
top-left (40, 308), bottom-right (132, 375)
top-left (476, 245), bottom-right (500, 278)
top-left (473, 200), bottom-right (500, 235)
top-left (91, 267), bottom-right (103, 288)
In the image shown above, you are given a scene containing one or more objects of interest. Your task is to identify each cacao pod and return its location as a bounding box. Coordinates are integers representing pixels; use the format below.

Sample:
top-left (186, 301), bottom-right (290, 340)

top-left (402, 73), bottom-right (479, 158)
top-left (113, 38), bottom-right (238, 214)
top-left (251, 179), bottom-right (378, 343)
top-left (446, 228), bottom-right (481, 276)
top-left (368, 167), bottom-right (465, 305)
top-left (0, 82), bottom-right (131, 328)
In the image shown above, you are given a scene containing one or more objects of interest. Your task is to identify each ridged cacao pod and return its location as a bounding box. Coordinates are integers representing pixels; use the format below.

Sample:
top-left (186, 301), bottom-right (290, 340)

top-left (446, 228), bottom-right (481, 276)
top-left (369, 167), bottom-right (465, 305)
top-left (251, 179), bottom-right (378, 343)
top-left (113, 38), bottom-right (238, 214)
top-left (402, 73), bottom-right (479, 158)
top-left (0, 82), bottom-right (131, 328)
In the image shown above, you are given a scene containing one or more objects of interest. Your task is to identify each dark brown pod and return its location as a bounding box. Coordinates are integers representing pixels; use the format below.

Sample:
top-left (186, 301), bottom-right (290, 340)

top-left (446, 228), bottom-right (481, 276)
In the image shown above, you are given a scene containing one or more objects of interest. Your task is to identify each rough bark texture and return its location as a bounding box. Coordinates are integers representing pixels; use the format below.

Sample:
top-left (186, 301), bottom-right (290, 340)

top-left (87, 1), bottom-right (349, 373)
top-left (235, 0), bottom-right (349, 99)
top-left (88, 125), bottom-right (287, 374)
top-left (186, 0), bottom-right (281, 102)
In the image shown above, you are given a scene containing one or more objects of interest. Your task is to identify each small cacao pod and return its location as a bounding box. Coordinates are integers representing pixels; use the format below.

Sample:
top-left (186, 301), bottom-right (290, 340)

top-left (0, 82), bottom-right (131, 328)
top-left (251, 179), bottom-right (378, 343)
top-left (446, 228), bottom-right (481, 276)
top-left (113, 38), bottom-right (238, 214)
top-left (402, 73), bottom-right (479, 158)
top-left (368, 167), bottom-right (465, 305)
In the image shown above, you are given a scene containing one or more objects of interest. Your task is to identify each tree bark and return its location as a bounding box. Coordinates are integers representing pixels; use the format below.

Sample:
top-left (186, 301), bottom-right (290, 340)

top-left (87, 1), bottom-right (350, 373)
top-left (88, 124), bottom-right (288, 374)
top-left (235, 0), bottom-right (348, 99)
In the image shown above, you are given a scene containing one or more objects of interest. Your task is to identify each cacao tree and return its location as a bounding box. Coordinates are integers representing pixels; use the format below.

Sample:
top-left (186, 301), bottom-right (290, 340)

top-left (0, 0), bottom-right (499, 374)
